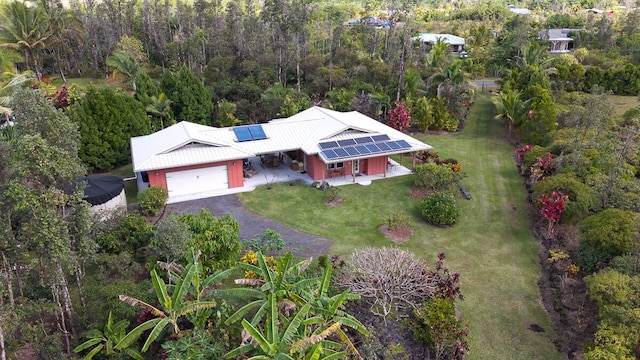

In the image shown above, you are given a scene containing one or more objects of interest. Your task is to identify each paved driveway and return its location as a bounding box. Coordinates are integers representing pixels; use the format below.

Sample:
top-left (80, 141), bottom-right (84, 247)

top-left (166, 194), bottom-right (332, 258)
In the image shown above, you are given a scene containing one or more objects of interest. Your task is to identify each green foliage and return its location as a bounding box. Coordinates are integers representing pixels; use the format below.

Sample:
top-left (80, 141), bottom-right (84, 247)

top-left (382, 207), bottom-right (409, 231)
top-left (420, 191), bottom-right (460, 226)
top-left (225, 251), bottom-right (366, 359)
top-left (161, 329), bottom-right (225, 360)
top-left (576, 241), bottom-right (611, 274)
top-left (161, 66), bottom-right (213, 125)
top-left (585, 268), bottom-right (634, 307)
top-left (579, 208), bottom-right (640, 259)
top-left (137, 186), bottom-right (168, 216)
top-left (409, 96), bottom-right (433, 132)
top-left (242, 228), bottom-right (285, 253)
top-left (134, 72), bottom-right (160, 105)
top-left (521, 145), bottom-right (547, 171)
top-left (73, 311), bottom-right (143, 360)
top-left (519, 86), bottom-right (557, 146)
top-left (117, 253), bottom-right (232, 353)
top-left (179, 210), bottom-right (242, 274)
top-left (531, 173), bottom-right (595, 223)
top-left (414, 162), bottom-right (457, 192)
top-left (584, 268), bottom-right (640, 360)
top-left (214, 99), bottom-right (239, 127)
top-left (68, 86), bottom-right (150, 171)
top-left (152, 214), bottom-right (191, 262)
top-left (407, 298), bottom-right (468, 359)
top-left (92, 210), bottom-right (153, 256)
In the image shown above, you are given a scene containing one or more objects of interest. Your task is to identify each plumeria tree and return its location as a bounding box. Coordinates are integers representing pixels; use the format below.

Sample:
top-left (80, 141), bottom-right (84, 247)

top-left (538, 191), bottom-right (568, 239)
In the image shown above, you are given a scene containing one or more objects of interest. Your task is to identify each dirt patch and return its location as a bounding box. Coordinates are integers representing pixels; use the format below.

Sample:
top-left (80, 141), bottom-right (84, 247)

top-left (347, 301), bottom-right (430, 359)
top-left (379, 224), bottom-right (413, 243)
top-left (410, 186), bottom-right (433, 200)
top-left (323, 197), bottom-right (344, 207)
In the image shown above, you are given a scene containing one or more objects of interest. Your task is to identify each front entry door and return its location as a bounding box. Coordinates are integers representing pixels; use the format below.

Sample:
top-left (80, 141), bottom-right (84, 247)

top-left (353, 159), bottom-right (360, 174)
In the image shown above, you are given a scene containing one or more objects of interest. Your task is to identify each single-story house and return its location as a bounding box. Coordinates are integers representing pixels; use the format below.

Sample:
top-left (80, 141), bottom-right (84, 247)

top-left (131, 106), bottom-right (431, 202)
top-left (538, 29), bottom-right (580, 54)
top-left (413, 33), bottom-right (465, 54)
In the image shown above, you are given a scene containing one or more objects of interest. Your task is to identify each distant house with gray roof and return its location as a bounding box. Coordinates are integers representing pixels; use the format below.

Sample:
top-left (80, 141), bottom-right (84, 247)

top-left (538, 29), bottom-right (580, 54)
top-left (413, 33), bottom-right (466, 54)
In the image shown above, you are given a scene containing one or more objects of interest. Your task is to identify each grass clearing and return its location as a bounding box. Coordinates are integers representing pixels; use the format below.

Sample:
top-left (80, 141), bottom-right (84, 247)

top-left (103, 163), bottom-right (138, 203)
top-left (238, 95), bottom-right (561, 359)
top-left (608, 94), bottom-right (638, 117)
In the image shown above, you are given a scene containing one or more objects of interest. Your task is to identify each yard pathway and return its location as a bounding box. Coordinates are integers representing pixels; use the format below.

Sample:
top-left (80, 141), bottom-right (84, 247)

top-left (165, 195), bottom-right (332, 258)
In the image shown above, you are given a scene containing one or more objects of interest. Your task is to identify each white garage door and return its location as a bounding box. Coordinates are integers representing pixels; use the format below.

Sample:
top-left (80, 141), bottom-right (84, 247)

top-left (165, 166), bottom-right (229, 197)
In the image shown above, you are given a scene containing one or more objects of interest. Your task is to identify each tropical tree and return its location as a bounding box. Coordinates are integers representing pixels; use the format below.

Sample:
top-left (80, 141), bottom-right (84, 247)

top-left (116, 253), bottom-right (233, 353)
top-left (0, 0), bottom-right (55, 79)
top-left (224, 252), bottom-right (367, 359)
top-left (145, 93), bottom-right (173, 131)
top-left (0, 71), bottom-right (34, 122)
top-left (73, 311), bottom-right (143, 360)
top-left (492, 89), bottom-right (532, 136)
top-left (107, 50), bottom-right (139, 91)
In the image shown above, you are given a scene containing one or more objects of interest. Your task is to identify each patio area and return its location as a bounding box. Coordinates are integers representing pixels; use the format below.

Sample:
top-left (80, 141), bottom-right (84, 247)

top-left (166, 157), bottom-right (413, 204)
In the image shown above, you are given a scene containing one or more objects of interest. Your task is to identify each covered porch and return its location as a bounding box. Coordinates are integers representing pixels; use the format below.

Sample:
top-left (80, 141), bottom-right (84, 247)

top-left (165, 157), bottom-right (412, 204)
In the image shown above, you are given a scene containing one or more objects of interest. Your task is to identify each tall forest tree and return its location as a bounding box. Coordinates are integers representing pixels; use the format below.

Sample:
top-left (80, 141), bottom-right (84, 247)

top-left (161, 66), bottom-right (213, 125)
top-left (1, 89), bottom-right (93, 355)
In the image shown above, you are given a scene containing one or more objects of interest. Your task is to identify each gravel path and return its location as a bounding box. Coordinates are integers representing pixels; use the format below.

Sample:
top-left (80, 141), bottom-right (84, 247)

top-left (165, 194), bottom-right (332, 258)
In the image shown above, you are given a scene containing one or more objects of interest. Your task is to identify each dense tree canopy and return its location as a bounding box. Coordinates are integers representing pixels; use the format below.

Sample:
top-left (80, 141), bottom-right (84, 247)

top-left (68, 86), bottom-right (149, 171)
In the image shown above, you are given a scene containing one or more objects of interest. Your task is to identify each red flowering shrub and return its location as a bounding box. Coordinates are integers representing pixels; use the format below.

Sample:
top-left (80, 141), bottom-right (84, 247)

top-left (538, 191), bottom-right (568, 239)
top-left (387, 101), bottom-right (412, 132)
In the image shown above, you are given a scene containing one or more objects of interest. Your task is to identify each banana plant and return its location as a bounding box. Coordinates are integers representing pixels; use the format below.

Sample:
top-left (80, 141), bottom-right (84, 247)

top-left (115, 252), bottom-right (234, 352)
top-left (73, 311), bottom-right (143, 360)
top-left (225, 251), bottom-right (367, 359)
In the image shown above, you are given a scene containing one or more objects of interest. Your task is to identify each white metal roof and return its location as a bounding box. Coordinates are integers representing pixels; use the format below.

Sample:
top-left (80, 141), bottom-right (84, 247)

top-left (131, 106), bottom-right (432, 172)
top-left (413, 33), bottom-right (465, 46)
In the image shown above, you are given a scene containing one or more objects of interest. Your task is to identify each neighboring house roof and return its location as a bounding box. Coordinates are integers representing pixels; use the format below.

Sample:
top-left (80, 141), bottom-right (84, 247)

top-left (509, 7), bottom-right (531, 15)
top-left (131, 106), bottom-right (432, 172)
top-left (413, 33), bottom-right (465, 46)
top-left (584, 8), bottom-right (604, 14)
top-left (539, 29), bottom-right (580, 41)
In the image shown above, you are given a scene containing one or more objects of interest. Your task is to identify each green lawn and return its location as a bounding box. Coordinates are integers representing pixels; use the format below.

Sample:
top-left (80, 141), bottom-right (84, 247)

top-left (103, 163), bottom-right (138, 204)
top-left (238, 95), bottom-right (561, 359)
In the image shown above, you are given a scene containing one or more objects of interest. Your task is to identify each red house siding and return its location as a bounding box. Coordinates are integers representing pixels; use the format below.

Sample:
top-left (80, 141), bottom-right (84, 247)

top-left (147, 160), bottom-right (244, 190)
top-left (306, 155), bottom-right (388, 180)
top-left (366, 156), bottom-right (388, 175)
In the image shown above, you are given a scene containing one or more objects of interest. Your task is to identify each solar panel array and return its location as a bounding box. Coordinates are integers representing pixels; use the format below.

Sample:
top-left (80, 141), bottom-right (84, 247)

top-left (319, 135), bottom-right (412, 160)
top-left (233, 125), bottom-right (268, 142)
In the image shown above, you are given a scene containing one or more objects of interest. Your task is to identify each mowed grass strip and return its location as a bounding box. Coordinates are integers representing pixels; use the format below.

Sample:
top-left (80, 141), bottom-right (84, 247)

top-left (238, 95), bottom-right (561, 359)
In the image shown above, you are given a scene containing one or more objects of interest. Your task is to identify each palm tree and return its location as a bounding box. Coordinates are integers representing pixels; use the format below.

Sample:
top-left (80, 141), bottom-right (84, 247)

top-left (145, 93), bottom-right (173, 130)
top-left (426, 40), bottom-right (450, 70)
top-left (492, 88), bottom-right (532, 136)
top-left (106, 50), bottom-right (139, 91)
top-left (403, 68), bottom-right (426, 100)
top-left (325, 88), bottom-right (355, 111)
top-left (0, 71), bottom-right (35, 123)
top-left (515, 41), bottom-right (554, 72)
top-left (0, 0), bottom-right (56, 80)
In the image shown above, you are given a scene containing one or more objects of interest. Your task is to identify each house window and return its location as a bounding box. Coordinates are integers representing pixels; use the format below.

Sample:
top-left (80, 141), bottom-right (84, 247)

top-left (327, 162), bottom-right (344, 170)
